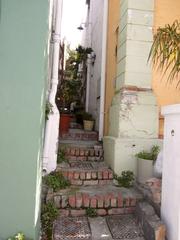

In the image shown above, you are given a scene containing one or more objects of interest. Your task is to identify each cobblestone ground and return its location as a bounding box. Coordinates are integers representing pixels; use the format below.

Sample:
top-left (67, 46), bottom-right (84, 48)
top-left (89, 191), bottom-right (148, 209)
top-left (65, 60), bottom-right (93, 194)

top-left (53, 215), bottom-right (145, 240)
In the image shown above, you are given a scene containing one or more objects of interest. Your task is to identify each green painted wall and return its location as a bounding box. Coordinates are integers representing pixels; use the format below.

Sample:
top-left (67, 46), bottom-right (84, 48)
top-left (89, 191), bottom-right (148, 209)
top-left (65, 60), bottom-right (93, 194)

top-left (0, 0), bottom-right (51, 238)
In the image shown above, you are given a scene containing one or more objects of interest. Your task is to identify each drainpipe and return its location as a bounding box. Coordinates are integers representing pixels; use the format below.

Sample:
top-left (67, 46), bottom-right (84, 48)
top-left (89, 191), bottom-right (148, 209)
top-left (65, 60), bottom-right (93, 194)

top-left (99, 0), bottom-right (108, 141)
top-left (85, 54), bottom-right (91, 112)
top-left (85, 4), bottom-right (92, 112)
top-left (43, 0), bottom-right (63, 174)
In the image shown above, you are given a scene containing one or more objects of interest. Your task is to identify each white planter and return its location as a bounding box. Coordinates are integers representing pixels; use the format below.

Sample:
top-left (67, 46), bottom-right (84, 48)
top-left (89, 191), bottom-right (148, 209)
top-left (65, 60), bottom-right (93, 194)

top-left (137, 158), bottom-right (154, 184)
top-left (83, 120), bottom-right (94, 131)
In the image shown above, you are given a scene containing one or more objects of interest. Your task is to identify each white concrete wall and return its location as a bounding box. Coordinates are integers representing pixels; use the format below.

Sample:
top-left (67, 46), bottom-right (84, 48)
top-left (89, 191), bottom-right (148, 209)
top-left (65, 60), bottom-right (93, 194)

top-left (104, 0), bottom-right (160, 175)
top-left (161, 104), bottom-right (180, 240)
top-left (84, 0), bottom-right (104, 131)
top-left (116, 0), bottom-right (154, 90)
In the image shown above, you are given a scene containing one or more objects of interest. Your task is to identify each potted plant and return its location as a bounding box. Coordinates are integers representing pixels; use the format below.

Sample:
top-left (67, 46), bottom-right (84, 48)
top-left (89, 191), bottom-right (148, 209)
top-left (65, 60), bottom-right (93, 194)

top-left (75, 110), bottom-right (85, 125)
top-left (135, 145), bottom-right (160, 184)
top-left (83, 112), bottom-right (94, 131)
top-left (57, 80), bottom-right (72, 136)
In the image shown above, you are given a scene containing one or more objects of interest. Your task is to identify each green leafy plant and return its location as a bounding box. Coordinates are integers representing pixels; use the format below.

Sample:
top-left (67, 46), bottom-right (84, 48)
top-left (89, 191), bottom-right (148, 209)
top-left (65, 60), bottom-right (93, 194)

top-left (114, 171), bottom-right (134, 188)
top-left (45, 102), bottom-right (53, 120)
top-left (65, 45), bottom-right (92, 80)
top-left (59, 79), bottom-right (82, 111)
top-left (41, 202), bottom-right (58, 239)
top-left (76, 45), bottom-right (93, 64)
top-left (75, 110), bottom-right (85, 124)
top-left (148, 20), bottom-right (180, 85)
top-left (7, 233), bottom-right (26, 240)
top-left (86, 207), bottom-right (97, 217)
top-left (43, 171), bottom-right (70, 192)
top-left (7, 233), bottom-right (33, 240)
top-left (135, 145), bottom-right (160, 161)
top-left (83, 112), bottom-right (94, 121)
top-left (56, 45), bottom-right (94, 112)
top-left (57, 148), bottom-right (68, 164)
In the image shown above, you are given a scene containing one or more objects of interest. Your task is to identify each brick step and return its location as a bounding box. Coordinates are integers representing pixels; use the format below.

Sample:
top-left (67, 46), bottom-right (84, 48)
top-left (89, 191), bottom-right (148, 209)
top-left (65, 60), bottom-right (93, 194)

top-left (69, 122), bottom-right (83, 129)
top-left (59, 140), bottom-right (99, 147)
top-left (57, 162), bottom-right (113, 186)
top-left (60, 129), bottom-right (98, 141)
top-left (61, 145), bottom-right (103, 162)
top-left (46, 185), bottom-right (142, 217)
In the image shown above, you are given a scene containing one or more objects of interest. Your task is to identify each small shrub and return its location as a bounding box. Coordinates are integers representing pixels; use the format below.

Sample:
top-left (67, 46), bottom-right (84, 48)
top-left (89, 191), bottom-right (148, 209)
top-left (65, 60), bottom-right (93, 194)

top-left (57, 148), bottom-right (68, 164)
top-left (114, 171), bottom-right (134, 188)
top-left (7, 233), bottom-right (25, 240)
top-left (75, 111), bottom-right (84, 124)
top-left (135, 145), bottom-right (160, 161)
top-left (41, 202), bottom-right (58, 239)
top-left (43, 171), bottom-right (70, 192)
top-left (7, 233), bottom-right (32, 240)
top-left (83, 112), bottom-right (94, 121)
top-left (86, 207), bottom-right (97, 217)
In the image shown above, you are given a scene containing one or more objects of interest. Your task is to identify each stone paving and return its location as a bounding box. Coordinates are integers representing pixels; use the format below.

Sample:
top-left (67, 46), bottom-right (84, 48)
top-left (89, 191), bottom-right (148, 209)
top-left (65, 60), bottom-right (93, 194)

top-left (53, 215), bottom-right (145, 240)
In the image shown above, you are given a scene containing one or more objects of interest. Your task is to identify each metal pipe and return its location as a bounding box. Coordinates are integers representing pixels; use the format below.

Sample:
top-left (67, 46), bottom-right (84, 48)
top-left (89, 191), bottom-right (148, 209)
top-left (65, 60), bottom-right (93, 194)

top-left (43, 0), bottom-right (63, 173)
top-left (85, 54), bottom-right (91, 112)
top-left (99, 0), bottom-right (108, 141)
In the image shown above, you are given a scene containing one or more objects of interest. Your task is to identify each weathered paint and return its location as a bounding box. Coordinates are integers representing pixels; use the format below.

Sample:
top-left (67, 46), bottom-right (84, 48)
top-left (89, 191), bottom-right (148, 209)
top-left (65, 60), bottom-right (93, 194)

top-left (0, 0), bottom-right (51, 238)
top-left (108, 90), bottom-right (158, 139)
top-left (152, 0), bottom-right (180, 137)
top-left (104, 0), bottom-right (120, 135)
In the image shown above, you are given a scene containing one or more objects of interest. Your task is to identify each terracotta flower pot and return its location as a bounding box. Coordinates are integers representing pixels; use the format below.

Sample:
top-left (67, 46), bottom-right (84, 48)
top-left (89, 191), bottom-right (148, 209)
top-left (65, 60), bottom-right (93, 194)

top-left (59, 113), bottom-right (72, 136)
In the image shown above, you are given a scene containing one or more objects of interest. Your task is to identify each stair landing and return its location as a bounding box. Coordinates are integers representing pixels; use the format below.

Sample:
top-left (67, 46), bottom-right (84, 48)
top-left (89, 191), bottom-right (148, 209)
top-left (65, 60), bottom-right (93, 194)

top-left (53, 215), bottom-right (145, 240)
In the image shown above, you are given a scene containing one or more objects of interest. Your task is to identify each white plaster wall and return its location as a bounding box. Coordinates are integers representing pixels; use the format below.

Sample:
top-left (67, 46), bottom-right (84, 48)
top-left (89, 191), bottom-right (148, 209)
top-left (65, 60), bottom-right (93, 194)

top-left (82, 6), bottom-right (91, 48)
top-left (104, 136), bottom-right (163, 176)
top-left (161, 104), bottom-right (180, 240)
top-left (84, 0), bottom-right (104, 131)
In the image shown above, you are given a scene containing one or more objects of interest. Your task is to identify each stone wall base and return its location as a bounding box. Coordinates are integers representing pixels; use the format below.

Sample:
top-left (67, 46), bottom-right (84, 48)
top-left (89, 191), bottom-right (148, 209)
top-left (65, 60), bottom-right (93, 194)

top-left (103, 136), bottom-right (162, 176)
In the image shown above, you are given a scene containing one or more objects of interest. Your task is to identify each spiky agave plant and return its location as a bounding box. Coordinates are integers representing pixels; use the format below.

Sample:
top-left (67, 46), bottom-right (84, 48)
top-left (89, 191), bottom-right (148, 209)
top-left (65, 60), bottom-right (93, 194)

top-left (148, 20), bottom-right (180, 86)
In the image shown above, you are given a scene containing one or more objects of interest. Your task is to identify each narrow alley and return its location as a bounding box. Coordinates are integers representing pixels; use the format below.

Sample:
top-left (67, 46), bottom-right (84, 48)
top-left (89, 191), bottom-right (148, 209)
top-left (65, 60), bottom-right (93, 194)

top-left (1, 0), bottom-right (180, 239)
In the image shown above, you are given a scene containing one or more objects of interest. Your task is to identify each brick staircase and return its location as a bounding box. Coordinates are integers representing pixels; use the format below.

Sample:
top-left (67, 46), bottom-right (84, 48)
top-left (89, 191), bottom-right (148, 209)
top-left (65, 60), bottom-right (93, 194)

top-left (63, 145), bottom-right (104, 162)
top-left (60, 129), bottom-right (98, 141)
top-left (59, 163), bottom-right (113, 186)
top-left (46, 130), bottom-right (143, 218)
top-left (58, 145), bottom-right (113, 186)
top-left (47, 184), bottom-right (141, 217)
top-left (48, 128), bottom-right (166, 240)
